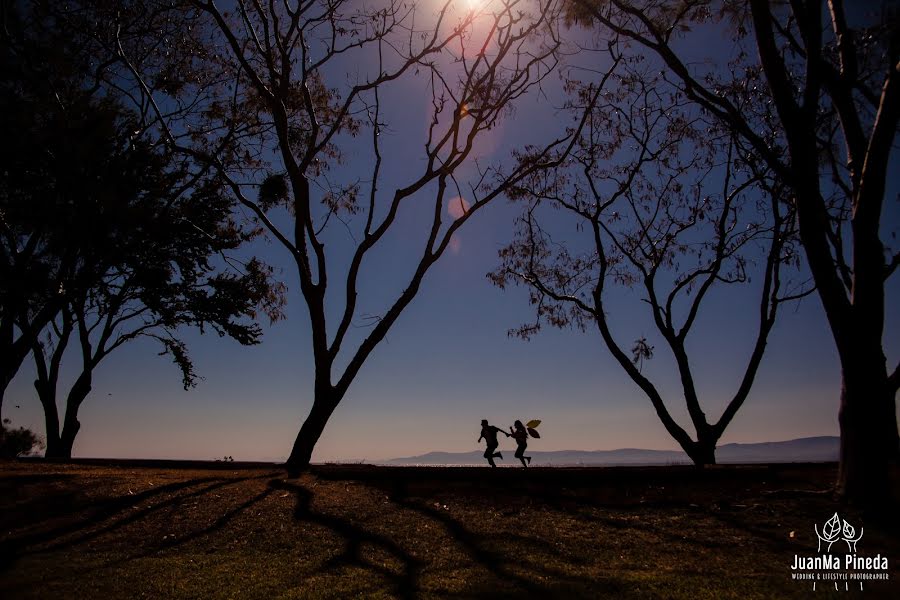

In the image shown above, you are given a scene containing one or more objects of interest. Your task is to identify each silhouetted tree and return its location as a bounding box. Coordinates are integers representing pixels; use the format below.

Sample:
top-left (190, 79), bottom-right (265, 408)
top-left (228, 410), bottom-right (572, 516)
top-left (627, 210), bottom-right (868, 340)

top-left (491, 60), bottom-right (807, 465)
top-left (64, 0), bottom-right (618, 470)
top-left (2, 2), bottom-right (283, 458)
top-left (26, 121), bottom-right (283, 457)
top-left (0, 1), bottom-right (93, 420)
top-left (566, 0), bottom-right (899, 505)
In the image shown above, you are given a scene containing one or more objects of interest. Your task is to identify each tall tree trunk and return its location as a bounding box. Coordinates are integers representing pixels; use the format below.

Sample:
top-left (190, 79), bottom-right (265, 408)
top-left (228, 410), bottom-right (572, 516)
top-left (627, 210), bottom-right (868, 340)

top-left (41, 371), bottom-right (91, 459)
top-left (35, 375), bottom-right (62, 458)
top-left (793, 176), bottom-right (898, 507)
top-left (286, 384), bottom-right (341, 473)
top-left (44, 434), bottom-right (67, 458)
top-left (45, 427), bottom-right (78, 459)
top-left (680, 423), bottom-right (718, 467)
top-left (685, 442), bottom-right (717, 467)
top-left (2, 302), bottom-right (65, 422)
top-left (837, 346), bottom-right (898, 508)
top-left (51, 416), bottom-right (81, 459)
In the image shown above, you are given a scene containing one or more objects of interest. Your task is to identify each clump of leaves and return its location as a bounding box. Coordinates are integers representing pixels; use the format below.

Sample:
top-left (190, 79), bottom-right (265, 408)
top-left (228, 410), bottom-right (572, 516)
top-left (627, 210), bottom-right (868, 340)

top-left (631, 337), bottom-right (654, 372)
top-left (259, 173), bottom-right (289, 210)
top-left (0, 419), bottom-right (45, 458)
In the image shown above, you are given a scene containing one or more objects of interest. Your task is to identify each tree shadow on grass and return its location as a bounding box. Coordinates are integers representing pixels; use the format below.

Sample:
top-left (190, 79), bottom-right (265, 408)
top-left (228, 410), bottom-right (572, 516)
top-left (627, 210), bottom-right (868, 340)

top-left (694, 498), bottom-right (900, 557)
top-left (546, 498), bottom-right (741, 554)
top-left (268, 478), bottom-right (423, 600)
top-left (0, 473), bottom-right (276, 571)
top-left (0, 472), bottom-right (76, 486)
top-left (376, 472), bottom-right (735, 556)
top-left (391, 494), bottom-right (621, 599)
top-left (0, 473), bottom-right (78, 530)
top-left (283, 472), bottom-right (634, 598)
top-left (1, 475), bottom-right (284, 597)
top-left (76, 482), bottom-right (280, 578)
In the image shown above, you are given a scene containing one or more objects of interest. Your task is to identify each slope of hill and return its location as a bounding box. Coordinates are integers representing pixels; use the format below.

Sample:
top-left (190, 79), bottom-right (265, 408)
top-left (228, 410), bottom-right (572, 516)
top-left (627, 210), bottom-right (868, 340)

top-left (384, 436), bottom-right (839, 466)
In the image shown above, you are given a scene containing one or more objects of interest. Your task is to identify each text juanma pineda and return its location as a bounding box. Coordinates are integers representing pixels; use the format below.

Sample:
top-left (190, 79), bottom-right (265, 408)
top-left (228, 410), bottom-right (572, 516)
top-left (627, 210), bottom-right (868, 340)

top-left (792, 555), bottom-right (889, 570)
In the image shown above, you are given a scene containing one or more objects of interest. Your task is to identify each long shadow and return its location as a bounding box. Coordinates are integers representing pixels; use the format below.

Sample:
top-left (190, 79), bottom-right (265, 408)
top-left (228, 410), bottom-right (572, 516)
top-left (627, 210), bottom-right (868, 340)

top-left (392, 494), bottom-right (611, 599)
top-left (40, 474), bottom-right (276, 553)
top-left (0, 473), bottom-right (79, 531)
top-left (1, 477), bottom-right (220, 554)
top-left (696, 498), bottom-right (900, 556)
top-left (529, 478), bottom-right (839, 556)
top-left (1, 476), bottom-right (282, 596)
top-left (0, 473), bottom-right (275, 571)
top-left (321, 468), bottom-right (797, 597)
top-left (269, 478), bottom-right (423, 599)
top-left (160, 485), bottom-right (276, 551)
top-left (374, 471), bottom-right (734, 554)
top-left (333, 467), bottom-right (635, 594)
top-left (77, 483), bottom-right (280, 578)
top-left (525, 490), bottom-right (740, 553)
top-left (0, 472), bottom-right (76, 486)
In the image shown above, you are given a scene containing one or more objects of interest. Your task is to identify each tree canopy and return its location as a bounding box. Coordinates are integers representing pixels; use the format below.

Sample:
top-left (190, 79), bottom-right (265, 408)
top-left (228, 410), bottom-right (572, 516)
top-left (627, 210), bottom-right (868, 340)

top-left (491, 45), bottom-right (808, 465)
top-left (2, 1), bottom-right (284, 457)
top-left (563, 0), bottom-right (899, 505)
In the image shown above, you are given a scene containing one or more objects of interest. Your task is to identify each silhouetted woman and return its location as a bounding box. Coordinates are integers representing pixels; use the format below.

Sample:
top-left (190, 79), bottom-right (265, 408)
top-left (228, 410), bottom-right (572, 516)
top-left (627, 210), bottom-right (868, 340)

top-left (509, 420), bottom-right (531, 467)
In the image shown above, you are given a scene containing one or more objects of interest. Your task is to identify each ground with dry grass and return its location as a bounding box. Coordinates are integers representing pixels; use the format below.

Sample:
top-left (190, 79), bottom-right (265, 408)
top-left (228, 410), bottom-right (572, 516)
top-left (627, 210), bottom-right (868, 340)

top-left (0, 461), bottom-right (897, 598)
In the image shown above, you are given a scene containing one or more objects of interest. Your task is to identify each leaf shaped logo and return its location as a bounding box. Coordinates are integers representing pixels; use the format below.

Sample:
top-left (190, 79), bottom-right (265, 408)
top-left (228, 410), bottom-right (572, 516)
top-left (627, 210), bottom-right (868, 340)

top-left (842, 520), bottom-right (855, 540)
top-left (841, 518), bottom-right (863, 553)
top-left (815, 512), bottom-right (842, 552)
top-left (823, 513), bottom-right (841, 541)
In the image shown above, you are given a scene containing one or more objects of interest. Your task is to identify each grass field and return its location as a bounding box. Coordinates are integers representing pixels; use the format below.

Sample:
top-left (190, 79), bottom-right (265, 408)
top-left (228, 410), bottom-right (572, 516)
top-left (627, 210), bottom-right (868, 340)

top-left (1, 460), bottom-right (897, 598)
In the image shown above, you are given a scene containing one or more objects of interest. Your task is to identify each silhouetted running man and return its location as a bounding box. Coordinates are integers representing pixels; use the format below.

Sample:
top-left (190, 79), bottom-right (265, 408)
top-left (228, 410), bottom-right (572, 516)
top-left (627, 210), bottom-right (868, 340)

top-left (478, 419), bottom-right (508, 467)
top-left (510, 420), bottom-right (532, 467)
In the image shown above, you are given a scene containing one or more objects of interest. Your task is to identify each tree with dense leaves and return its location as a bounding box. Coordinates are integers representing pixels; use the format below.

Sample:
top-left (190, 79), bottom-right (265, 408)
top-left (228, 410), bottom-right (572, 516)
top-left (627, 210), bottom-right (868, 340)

top-left (566, 0), bottom-right (899, 506)
top-left (61, 0), bottom-right (620, 470)
top-left (491, 56), bottom-right (808, 465)
top-left (0, 1), bottom-right (87, 421)
top-left (24, 111), bottom-right (284, 458)
top-left (1, 3), bottom-right (283, 458)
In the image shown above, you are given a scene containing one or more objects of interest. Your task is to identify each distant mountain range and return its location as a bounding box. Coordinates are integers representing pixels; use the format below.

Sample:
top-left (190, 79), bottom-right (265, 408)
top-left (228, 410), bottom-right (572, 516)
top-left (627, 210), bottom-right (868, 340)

top-left (383, 436), bottom-right (839, 466)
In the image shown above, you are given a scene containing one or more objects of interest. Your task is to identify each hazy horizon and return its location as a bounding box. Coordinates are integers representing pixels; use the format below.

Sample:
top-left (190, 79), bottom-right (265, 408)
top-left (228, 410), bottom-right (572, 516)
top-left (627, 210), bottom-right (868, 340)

top-left (46, 434), bottom-right (840, 465)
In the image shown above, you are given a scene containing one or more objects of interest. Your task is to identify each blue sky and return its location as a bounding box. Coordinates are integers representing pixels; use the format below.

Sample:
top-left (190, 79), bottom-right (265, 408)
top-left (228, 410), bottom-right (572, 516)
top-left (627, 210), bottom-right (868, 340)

top-left (6, 0), bottom-right (899, 462)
